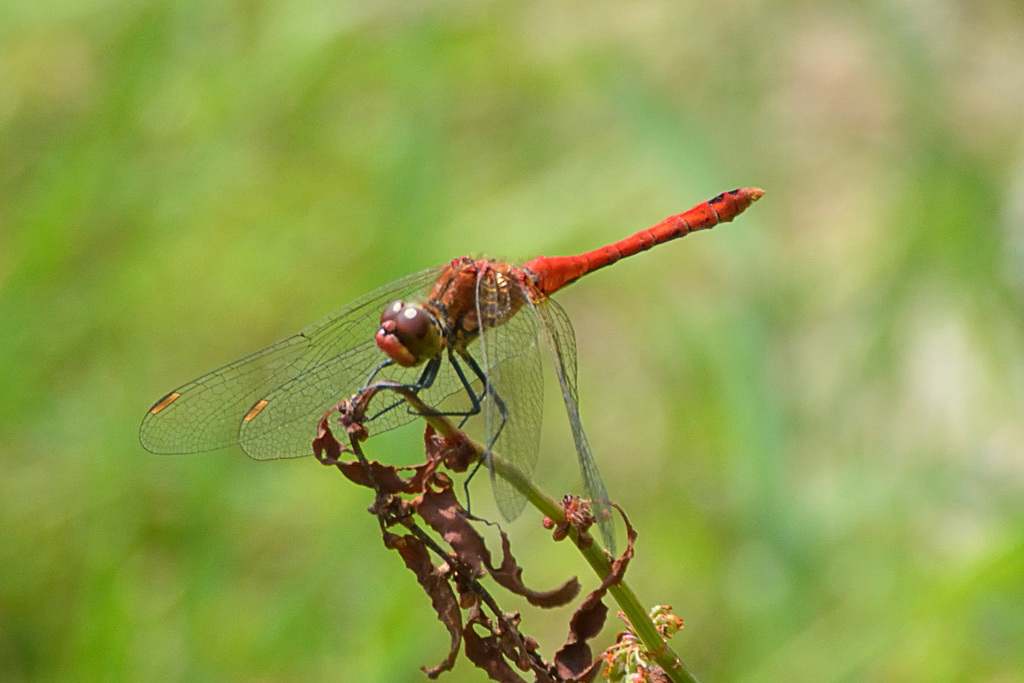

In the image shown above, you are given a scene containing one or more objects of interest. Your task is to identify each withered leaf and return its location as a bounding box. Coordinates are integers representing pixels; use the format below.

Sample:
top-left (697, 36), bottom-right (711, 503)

top-left (645, 665), bottom-right (671, 683)
top-left (415, 485), bottom-right (489, 577)
top-left (554, 503), bottom-right (638, 680)
top-left (553, 594), bottom-right (607, 681)
top-left (424, 424), bottom-right (477, 473)
top-left (488, 530), bottom-right (580, 608)
top-left (464, 625), bottom-right (528, 683)
top-left (312, 415), bottom-right (344, 463)
top-left (382, 531), bottom-right (462, 678)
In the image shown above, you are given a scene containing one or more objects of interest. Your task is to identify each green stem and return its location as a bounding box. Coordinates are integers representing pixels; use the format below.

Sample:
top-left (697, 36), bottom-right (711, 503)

top-left (401, 391), bottom-right (700, 683)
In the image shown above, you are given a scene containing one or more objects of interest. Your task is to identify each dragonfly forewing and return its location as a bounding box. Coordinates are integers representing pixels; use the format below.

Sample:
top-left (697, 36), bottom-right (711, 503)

top-left (238, 335), bottom-right (477, 459)
top-left (140, 266), bottom-right (447, 456)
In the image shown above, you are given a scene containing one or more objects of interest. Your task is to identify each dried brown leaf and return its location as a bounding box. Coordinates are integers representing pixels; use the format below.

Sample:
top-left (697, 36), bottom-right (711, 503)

top-left (488, 530), bottom-right (580, 608)
top-left (382, 530), bottom-right (463, 678)
top-left (464, 625), bottom-right (529, 683)
top-left (415, 485), bottom-right (489, 577)
top-left (424, 424), bottom-right (477, 473)
top-left (553, 503), bottom-right (638, 680)
top-left (645, 665), bottom-right (671, 683)
top-left (312, 414), bottom-right (345, 463)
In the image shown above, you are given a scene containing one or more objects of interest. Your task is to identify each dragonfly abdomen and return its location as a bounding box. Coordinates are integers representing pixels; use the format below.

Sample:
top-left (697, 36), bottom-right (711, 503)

top-left (524, 187), bottom-right (764, 296)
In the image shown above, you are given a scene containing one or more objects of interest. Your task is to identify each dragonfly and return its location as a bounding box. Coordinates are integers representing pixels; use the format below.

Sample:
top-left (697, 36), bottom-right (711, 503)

top-left (141, 188), bottom-right (764, 550)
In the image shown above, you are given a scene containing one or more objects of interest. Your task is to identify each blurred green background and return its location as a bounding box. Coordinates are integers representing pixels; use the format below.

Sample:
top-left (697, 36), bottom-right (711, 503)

top-left (3, 1), bottom-right (1024, 681)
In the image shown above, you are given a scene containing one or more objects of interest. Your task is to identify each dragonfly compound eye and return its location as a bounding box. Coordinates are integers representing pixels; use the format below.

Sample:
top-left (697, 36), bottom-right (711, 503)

top-left (376, 301), bottom-right (441, 367)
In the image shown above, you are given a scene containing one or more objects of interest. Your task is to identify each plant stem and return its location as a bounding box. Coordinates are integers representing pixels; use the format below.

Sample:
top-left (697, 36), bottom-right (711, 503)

top-left (402, 391), bottom-right (700, 683)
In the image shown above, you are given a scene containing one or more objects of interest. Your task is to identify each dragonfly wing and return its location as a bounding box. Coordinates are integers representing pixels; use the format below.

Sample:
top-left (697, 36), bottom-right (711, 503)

top-left (140, 265), bottom-right (447, 456)
top-left (237, 332), bottom-right (474, 460)
top-left (529, 296), bottom-right (615, 553)
top-left (475, 269), bottom-right (544, 523)
top-left (236, 338), bottom-right (411, 459)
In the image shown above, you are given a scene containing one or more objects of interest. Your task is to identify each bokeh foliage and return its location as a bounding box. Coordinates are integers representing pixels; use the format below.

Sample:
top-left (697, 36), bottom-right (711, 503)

top-left (2, 1), bottom-right (1024, 681)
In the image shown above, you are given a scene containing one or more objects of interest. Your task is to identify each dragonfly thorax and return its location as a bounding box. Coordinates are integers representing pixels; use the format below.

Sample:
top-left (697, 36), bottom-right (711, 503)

top-left (376, 300), bottom-right (445, 367)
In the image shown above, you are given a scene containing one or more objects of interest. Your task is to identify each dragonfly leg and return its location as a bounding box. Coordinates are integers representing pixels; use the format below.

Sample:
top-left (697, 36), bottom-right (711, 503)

top-left (364, 350), bottom-right (491, 427)
top-left (455, 350), bottom-right (508, 446)
top-left (364, 356), bottom-right (443, 422)
top-left (377, 348), bottom-right (491, 425)
top-left (441, 350), bottom-right (485, 425)
top-left (361, 348), bottom-right (511, 519)
top-left (455, 349), bottom-right (510, 515)
top-left (362, 358), bottom-right (395, 388)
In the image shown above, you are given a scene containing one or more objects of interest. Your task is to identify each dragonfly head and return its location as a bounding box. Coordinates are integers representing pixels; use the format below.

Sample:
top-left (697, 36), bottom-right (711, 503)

top-left (376, 300), bottom-right (443, 367)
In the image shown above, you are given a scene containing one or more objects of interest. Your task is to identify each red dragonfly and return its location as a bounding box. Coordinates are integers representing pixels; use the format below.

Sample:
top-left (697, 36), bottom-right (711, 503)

top-left (141, 188), bottom-right (764, 549)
